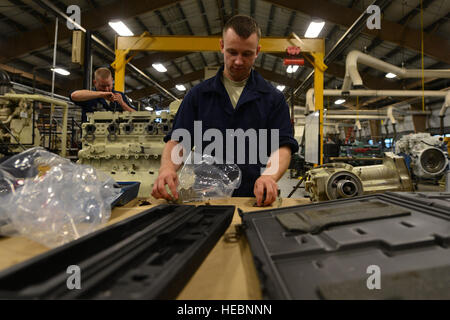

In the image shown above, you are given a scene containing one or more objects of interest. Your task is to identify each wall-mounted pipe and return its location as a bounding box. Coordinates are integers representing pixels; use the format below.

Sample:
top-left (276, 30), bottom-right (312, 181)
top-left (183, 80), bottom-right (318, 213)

top-left (342, 50), bottom-right (450, 91)
top-left (295, 114), bottom-right (395, 120)
top-left (306, 88), bottom-right (448, 113)
top-left (439, 91), bottom-right (450, 117)
top-left (295, 106), bottom-right (431, 116)
top-left (439, 92), bottom-right (450, 134)
top-left (387, 106), bottom-right (396, 125)
top-left (295, 120), bottom-right (354, 127)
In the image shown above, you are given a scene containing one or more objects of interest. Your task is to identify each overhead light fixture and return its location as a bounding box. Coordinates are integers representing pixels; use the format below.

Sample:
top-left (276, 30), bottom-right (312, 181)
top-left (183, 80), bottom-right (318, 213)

top-left (152, 63), bottom-right (167, 73)
top-left (334, 99), bottom-right (346, 105)
top-left (276, 85), bottom-right (286, 92)
top-left (305, 20), bottom-right (325, 38)
top-left (145, 106), bottom-right (153, 111)
top-left (51, 67), bottom-right (70, 76)
top-left (385, 72), bottom-right (397, 78)
top-left (108, 20), bottom-right (134, 36)
top-left (286, 65), bottom-right (299, 73)
top-left (176, 84), bottom-right (186, 91)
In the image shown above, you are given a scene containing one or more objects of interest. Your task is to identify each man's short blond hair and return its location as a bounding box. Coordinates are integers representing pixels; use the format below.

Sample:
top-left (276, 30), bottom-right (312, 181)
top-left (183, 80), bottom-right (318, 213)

top-left (94, 67), bottom-right (112, 80)
top-left (223, 15), bottom-right (261, 40)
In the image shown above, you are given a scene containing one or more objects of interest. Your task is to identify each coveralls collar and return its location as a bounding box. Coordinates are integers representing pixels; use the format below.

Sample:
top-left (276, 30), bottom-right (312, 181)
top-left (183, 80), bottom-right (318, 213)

top-left (206, 66), bottom-right (271, 94)
top-left (205, 66), bottom-right (271, 113)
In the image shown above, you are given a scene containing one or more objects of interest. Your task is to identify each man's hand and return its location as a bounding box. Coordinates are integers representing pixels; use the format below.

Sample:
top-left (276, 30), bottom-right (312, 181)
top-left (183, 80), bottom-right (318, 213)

top-left (100, 91), bottom-right (114, 101)
top-left (254, 175), bottom-right (278, 207)
top-left (152, 167), bottom-right (179, 201)
top-left (111, 92), bottom-right (124, 104)
top-left (110, 93), bottom-right (135, 112)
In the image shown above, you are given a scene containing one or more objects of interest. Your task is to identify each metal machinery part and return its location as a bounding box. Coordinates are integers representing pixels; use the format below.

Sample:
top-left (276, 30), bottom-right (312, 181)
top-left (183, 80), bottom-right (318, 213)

top-left (78, 101), bottom-right (181, 197)
top-left (446, 170), bottom-right (450, 192)
top-left (395, 133), bottom-right (449, 180)
top-left (444, 137), bottom-right (450, 155)
top-left (0, 71), bottom-right (76, 158)
top-left (0, 70), bottom-right (12, 95)
top-left (305, 152), bottom-right (413, 202)
top-left (0, 71), bottom-right (40, 155)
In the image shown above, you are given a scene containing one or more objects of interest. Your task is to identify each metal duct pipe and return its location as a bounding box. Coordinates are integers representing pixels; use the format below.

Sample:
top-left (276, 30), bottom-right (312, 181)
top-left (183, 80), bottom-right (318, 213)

top-left (306, 88), bottom-right (449, 113)
top-left (290, 0), bottom-right (392, 99)
top-left (295, 120), bottom-right (353, 127)
top-left (439, 92), bottom-right (450, 117)
top-left (342, 50), bottom-right (450, 91)
top-left (320, 109), bottom-right (429, 115)
top-left (10, 81), bottom-right (71, 102)
top-left (295, 114), bottom-right (397, 120)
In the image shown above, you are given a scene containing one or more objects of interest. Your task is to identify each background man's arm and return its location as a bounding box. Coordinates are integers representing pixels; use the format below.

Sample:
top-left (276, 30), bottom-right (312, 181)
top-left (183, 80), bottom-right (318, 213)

top-left (112, 93), bottom-right (136, 112)
top-left (254, 145), bottom-right (292, 206)
top-left (71, 90), bottom-right (111, 101)
top-left (152, 140), bottom-right (184, 200)
top-left (120, 103), bottom-right (135, 112)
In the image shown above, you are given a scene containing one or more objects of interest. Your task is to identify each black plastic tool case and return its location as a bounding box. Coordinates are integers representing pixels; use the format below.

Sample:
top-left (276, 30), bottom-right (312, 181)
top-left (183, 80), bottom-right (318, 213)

top-left (110, 181), bottom-right (141, 208)
top-left (241, 193), bottom-right (450, 300)
top-left (0, 204), bottom-right (235, 299)
top-left (386, 191), bottom-right (450, 213)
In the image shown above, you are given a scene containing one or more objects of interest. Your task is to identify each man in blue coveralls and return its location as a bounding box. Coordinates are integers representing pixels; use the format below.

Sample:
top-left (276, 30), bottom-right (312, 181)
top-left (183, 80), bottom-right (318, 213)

top-left (152, 15), bottom-right (298, 206)
top-left (70, 67), bottom-right (135, 122)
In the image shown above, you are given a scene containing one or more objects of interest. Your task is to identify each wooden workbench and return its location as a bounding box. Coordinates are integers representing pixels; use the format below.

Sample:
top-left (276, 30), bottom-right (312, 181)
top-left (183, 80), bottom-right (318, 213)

top-left (0, 197), bottom-right (311, 299)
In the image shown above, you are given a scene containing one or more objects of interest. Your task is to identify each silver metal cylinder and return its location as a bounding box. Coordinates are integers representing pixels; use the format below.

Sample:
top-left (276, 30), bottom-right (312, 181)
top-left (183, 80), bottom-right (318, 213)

top-left (336, 179), bottom-right (359, 198)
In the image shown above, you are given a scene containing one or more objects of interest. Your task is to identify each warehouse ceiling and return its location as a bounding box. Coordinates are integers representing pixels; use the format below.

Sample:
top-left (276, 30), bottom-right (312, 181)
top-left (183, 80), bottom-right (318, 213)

top-left (0, 0), bottom-right (449, 111)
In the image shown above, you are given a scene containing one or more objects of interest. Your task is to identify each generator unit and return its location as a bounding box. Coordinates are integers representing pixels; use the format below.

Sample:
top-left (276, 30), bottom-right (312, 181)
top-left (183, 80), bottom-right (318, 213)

top-left (305, 152), bottom-right (413, 202)
top-left (0, 94), bottom-right (41, 155)
top-left (395, 133), bottom-right (449, 180)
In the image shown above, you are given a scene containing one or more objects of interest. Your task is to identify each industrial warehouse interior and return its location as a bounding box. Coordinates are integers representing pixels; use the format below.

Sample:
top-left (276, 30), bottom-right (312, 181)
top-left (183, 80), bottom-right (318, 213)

top-left (0, 0), bottom-right (449, 303)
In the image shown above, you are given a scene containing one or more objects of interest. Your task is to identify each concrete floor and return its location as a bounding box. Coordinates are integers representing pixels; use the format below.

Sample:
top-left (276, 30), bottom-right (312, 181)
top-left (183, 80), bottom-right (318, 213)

top-left (277, 170), bottom-right (308, 199)
top-left (415, 182), bottom-right (444, 192)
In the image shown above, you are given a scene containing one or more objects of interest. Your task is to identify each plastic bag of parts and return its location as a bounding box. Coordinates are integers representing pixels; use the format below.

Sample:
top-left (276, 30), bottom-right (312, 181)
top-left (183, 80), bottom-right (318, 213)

top-left (176, 152), bottom-right (242, 202)
top-left (0, 147), bottom-right (120, 248)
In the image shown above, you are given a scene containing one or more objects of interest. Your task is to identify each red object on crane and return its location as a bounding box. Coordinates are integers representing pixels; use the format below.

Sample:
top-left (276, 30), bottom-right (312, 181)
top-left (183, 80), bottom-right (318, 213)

top-left (283, 58), bottom-right (304, 66)
top-left (286, 46), bottom-right (301, 55)
top-left (284, 46), bottom-right (304, 66)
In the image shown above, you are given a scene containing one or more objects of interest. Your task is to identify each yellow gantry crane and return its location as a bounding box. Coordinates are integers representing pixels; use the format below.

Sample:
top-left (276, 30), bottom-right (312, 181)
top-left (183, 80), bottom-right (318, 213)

top-left (111, 33), bottom-right (327, 164)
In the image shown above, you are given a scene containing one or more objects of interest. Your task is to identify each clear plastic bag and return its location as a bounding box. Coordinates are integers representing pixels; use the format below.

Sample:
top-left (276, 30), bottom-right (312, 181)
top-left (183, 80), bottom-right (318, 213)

top-left (176, 152), bottom-right (241, 202)
top-left (0, 147), bottom-right (120, 248)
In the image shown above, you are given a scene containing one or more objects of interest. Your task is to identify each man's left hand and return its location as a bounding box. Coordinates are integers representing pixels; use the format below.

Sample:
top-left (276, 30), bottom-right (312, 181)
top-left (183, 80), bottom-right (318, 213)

top-left (254, 175), bottom-right (278, 207)
top-left (111, 92), bottom-right (125, 105)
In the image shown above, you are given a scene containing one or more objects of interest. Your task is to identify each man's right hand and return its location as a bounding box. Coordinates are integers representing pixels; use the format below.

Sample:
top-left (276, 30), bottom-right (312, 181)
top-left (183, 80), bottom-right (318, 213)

top-left (151, 167), bottom-right (179, 201)
top-left (100, 92), bottom-right (114, 101)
